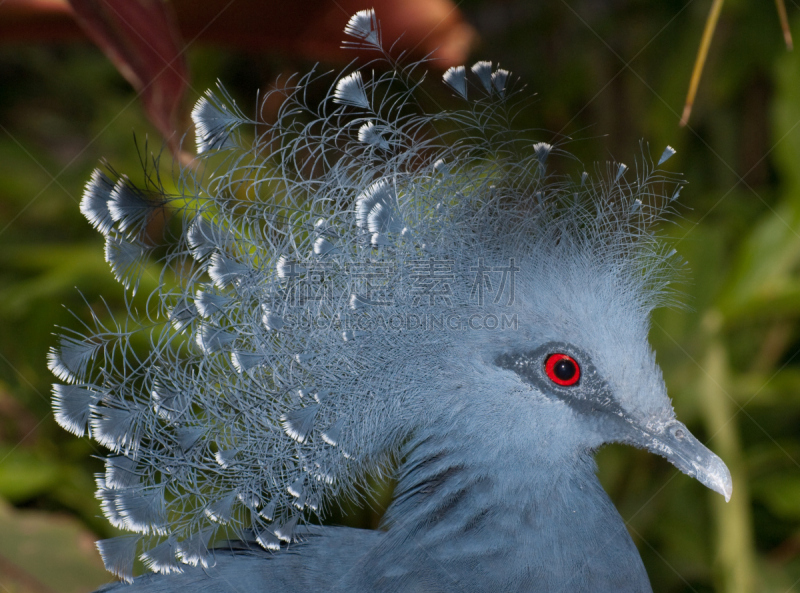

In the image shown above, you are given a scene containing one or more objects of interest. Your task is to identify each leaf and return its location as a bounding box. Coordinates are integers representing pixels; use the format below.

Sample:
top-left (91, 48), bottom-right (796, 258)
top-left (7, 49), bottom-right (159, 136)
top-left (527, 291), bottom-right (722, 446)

top-left (66, 0), bottom-right (189, 156)
top-left (716, 202), bottom-right (800, 320)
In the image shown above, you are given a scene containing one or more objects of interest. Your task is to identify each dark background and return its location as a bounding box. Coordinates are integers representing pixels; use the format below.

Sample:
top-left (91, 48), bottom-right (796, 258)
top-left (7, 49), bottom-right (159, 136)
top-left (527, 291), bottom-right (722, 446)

top-left (1, 1), bottom-right (799, 592)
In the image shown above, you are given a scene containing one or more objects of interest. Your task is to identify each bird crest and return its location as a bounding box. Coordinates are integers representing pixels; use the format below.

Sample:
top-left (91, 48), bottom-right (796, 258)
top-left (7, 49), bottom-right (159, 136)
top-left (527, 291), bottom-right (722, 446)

top-left (49, 9), bottom-right (683, 581)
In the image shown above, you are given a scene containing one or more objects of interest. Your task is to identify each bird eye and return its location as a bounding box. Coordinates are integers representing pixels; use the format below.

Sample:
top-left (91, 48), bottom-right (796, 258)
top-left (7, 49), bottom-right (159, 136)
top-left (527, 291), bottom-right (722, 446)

top-left (545, 353), bottom-right (580, 386)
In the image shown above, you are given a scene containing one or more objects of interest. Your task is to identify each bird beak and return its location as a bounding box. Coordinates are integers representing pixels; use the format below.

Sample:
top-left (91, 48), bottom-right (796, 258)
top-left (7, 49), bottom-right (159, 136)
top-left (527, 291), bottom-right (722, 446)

top-left (635, 420), bottom-right (732, 502)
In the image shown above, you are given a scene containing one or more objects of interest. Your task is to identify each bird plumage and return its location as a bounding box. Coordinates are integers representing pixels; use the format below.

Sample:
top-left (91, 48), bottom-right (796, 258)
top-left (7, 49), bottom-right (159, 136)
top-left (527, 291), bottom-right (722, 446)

top-left (50, 9), bottom-right (731, 591)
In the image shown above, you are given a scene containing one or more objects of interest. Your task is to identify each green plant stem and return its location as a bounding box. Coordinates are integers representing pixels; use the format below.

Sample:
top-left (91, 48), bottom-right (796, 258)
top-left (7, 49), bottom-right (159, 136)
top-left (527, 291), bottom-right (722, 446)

top-left (700, 311), bottom-right (758, 593)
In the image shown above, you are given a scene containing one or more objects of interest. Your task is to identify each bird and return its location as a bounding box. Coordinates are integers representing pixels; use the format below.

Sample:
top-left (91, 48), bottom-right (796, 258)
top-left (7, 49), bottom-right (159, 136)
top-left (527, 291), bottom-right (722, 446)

top-left (49, 9), bottom-right (732, 593)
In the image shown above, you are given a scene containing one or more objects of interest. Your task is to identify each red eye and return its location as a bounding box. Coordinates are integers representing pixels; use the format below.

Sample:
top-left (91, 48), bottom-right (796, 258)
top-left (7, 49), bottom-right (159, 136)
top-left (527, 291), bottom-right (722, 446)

top-left (545, 353), bottom-right (580, 386)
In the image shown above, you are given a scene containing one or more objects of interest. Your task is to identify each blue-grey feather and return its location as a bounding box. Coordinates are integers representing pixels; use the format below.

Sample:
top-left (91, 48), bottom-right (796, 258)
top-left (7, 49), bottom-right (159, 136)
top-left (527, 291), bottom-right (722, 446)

top-left (195, 325), bottom-right (235, 353)
top-left (168, 299), bottom-right (197, 332)
top-left (175, 529), bottom-right (213, 568)
top-left (47, 336), bottom-right (102, 383)
top-left (443, 66), bottom-right (468, 99)
top-left (471, 60), bottom-right (493, 92)
top-left (333, 72), bottom-right (370, 109)
top-left (658, 145), bottom-right (677, 165)
top-left (274, 515), bottom-right (299, 542)
top-left (191, 91), bottom-right (244, 154)
top-left (186, 217), bottom-right (220, 261)
top-left (90, 406), bottom-right (141, 452)
top-left (96, 534), bottom-right (141, 583)
top-left (281, 405), bottom-right (319, 444)
top-left (343, 9), bottom-right (381, 48)
top-left (151, 382), bottom-right (190, 421)
top-left (194, 291), bottom-right (230, 318)
top-left (175, 427), bottom-right (204, 452)
top-left (205, 492), bottom-right (237, 524)
top-left (52, 383), bottom-right (100, 435)
top-left (104, 234), bottom-right (148, 293)
top-left (491, 68), bottom-right (510, 95)
top-left (230, 350), bottom-right (265, 373)
top-left (105, 456), bottom-right (140, 489)
top-left (139, 538), bottom-right (183, 575)
top-left (96, 480), bottom-right (128, 530)
top-left (108, 178), bottom-right (158, 234)
top-left (207, 253), bottom-right (249, 289)
top-left (80, 169), bottom-right (116, 235)
top-left (114, 487), bottom-right (168, 535)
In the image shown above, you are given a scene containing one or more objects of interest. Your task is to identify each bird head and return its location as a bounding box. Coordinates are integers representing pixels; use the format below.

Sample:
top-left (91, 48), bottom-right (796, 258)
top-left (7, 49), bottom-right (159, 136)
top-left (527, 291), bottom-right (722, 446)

top-left (387, 202), bottom-right (727, 502)
top-left (485, 261), bottom-right (733, 502)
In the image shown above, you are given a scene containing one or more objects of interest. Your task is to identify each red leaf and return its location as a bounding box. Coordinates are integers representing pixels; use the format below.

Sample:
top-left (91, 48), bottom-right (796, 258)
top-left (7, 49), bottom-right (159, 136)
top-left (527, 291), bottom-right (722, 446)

top-left (5, 0), bottom-right (475, 155)
top-left (66, 0), bottom-right (189, 155)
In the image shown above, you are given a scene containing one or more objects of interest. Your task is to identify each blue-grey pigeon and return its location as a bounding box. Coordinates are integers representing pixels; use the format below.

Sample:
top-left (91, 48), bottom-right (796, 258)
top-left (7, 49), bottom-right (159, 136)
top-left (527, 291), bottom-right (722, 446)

top-left (49, 9), bottom-right (731, 592)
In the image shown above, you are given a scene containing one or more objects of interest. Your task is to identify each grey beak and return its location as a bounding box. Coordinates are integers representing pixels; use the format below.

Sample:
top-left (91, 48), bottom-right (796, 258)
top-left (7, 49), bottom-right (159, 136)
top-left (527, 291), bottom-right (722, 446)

top-left (639, 420), bottom-right (732, 502)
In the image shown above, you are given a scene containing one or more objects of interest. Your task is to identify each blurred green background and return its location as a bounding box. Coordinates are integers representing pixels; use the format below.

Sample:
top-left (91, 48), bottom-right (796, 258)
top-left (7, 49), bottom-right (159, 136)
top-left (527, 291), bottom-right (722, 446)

top-left (1, 1), bottom-right (800, 592)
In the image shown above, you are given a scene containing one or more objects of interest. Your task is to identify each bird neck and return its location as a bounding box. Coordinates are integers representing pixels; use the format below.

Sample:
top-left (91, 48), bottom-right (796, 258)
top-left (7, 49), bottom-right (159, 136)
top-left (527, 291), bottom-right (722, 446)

top-left (374, 406), bottom-right (653, 593)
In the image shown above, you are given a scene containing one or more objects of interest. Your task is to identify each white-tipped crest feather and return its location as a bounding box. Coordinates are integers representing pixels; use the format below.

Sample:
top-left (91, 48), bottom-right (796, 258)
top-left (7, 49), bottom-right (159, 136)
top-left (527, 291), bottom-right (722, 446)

top-left (97, 535), bottom-right (140, 583)
top-left (659, 145), bottom-right (677, 165)
top-left (52, 384), bottom-right (100, 436)
top-left (140, 538), bottom-right (183, 575)
top-left (333, 71), bottom-right (370, 108)
top-left (80, 169), bottom-right (116, 235)
top-left (443, 65), bottom-right (468, 99)
top-left (343, 9), bottom-right (381, 48)
top-left (492, 68), bottom-right (511, 95)
top-left (191, 89), bottom-right (244, 153)
top-left (358, 121), bottom-right (390, 149)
